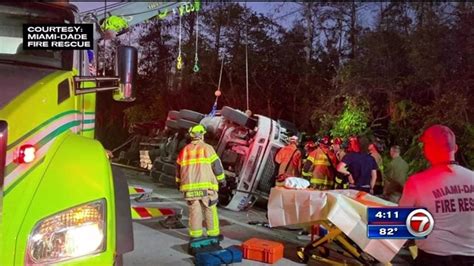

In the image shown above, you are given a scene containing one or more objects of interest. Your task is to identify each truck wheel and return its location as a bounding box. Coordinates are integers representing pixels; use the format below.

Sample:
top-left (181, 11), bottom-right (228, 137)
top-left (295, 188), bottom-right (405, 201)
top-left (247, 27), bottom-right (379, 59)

top-left (159, 173), bottom-right (176, 186)
top-left (165, 119), bottom-right (179, 130)
top-left (168, 110), bottom-right (180, 120)
top-left (162, 162), bottom-right (176, 176)
top-left (179, 109), bottom-right (205, 123)
top-left (177, 119), bottom-right (198, 130)
top-left (153, 158), bottom-right (164, 171)
top-left (221, 106), bottom-right (250, 127)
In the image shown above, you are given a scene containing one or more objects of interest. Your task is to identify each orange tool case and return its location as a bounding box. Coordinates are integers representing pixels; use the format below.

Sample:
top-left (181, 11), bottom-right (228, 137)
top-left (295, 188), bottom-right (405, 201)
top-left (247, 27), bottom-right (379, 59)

top-left (242, 238), bottom-right (284, 264)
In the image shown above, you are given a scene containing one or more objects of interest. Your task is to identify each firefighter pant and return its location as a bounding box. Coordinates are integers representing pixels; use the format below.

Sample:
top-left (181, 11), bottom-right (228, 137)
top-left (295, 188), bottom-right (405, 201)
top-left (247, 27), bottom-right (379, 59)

top-left (186, 190), bottom-right (220, 238)
top-left (310, 176), bottom-right (334, 190)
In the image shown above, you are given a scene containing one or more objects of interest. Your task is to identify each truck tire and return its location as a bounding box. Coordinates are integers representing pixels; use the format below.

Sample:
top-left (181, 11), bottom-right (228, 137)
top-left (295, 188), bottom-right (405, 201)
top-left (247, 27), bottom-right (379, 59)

top-left (162, 162), bottom-right (176, 176)
top-left (177, 119), bottom-right (198, 130)
top-left (153, 159), bottom-right (164, 171)
top-left (179, 109), bottom-right (205, 123)
top-left (165, 119), bottom-right (179, 130)
top-left (159, 173), bottom-right (176, 186)
top-left (168, 110), bottom-right (180, 120)
top-left (221, 106), bottom-right (249, 127)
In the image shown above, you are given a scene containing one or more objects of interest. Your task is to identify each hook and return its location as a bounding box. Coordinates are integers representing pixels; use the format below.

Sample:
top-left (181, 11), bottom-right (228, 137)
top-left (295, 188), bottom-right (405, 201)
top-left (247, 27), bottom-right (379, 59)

top-left (193, 61), bottom-right (200, 72)
top-left (158, 8), bottom-right (168, 19)
top-left (186, 3), bottom-right (192, 13)
top-left (179, 5), bottom-right (185, 16)
top-left (177, 55), bottom-right (183, 70)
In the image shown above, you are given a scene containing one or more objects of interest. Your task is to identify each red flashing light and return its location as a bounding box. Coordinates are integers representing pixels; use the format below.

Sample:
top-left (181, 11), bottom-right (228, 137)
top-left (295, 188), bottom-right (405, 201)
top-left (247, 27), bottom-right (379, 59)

top-left (17, 144), bottom-right (36, 164)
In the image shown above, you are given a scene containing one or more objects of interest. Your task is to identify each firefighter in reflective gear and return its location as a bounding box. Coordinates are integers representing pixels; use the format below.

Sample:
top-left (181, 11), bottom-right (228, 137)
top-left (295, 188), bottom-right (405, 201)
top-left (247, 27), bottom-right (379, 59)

top-left (176, 124), bottom-right (225, 239)
top-left (275, 136), bottom-right (302, 176)
top-left (302, 136), bottom-right (337, 190)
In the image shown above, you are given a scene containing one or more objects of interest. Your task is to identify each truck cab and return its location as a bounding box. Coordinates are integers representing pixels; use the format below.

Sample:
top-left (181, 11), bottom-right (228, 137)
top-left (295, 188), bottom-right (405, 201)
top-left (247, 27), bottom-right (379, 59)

top-left (141, 106), bottom-right (299, 211)
top-left (0, 2), bottom-right (134, 265)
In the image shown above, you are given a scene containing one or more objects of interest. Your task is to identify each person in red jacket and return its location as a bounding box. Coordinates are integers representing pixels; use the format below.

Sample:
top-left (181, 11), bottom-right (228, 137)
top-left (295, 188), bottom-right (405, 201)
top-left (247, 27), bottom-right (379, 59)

top-left (275, 135), bottom-right (302, 177)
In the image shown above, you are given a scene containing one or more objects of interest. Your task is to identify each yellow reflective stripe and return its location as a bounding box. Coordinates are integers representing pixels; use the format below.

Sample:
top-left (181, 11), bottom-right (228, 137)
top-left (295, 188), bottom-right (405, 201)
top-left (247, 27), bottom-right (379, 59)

top-left (307, 156), bottom-right (315, 163)
top-left (302, 171), bottom-right (312, 177)
top-left (189, 229), bottom-right (203, 238)
top-left (180, 158), bottom-right (212, 166)
top-left (207, 205), bottom-right (220, 237)
top-left (181, 182), bottom-right (219, 191)
top-left (176, 177), bottom-right (180, 183)
top-left (310, 178), bottom-right (334, 186)
top-left (216, 173), bottom-right (225, 181)
top-left (209, 153), bottom-right (219, 163)
top-left (313, 159), bottom-right (330, 166)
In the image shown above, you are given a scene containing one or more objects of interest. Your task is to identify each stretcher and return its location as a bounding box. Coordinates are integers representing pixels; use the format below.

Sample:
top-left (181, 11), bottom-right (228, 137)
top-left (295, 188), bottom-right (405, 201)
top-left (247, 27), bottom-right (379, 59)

top-left (268, 188), bottom-right (406, 265)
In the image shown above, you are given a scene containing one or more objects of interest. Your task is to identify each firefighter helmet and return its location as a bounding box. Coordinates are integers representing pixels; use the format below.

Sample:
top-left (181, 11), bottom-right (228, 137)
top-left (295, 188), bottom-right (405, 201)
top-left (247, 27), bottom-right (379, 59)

top-left (319, 136), bottom-right (331, 146)
top-left (289, 135), bottom-right (299, 143)
top-left (189, 124), bottom-right (207, 138)
top-left (332, 137), bottom-right (343, 145)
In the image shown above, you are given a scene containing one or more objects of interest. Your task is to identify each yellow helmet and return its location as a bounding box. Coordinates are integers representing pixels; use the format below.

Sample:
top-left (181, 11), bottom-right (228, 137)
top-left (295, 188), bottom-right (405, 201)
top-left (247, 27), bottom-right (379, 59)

top-left (189, 124), bottom-right (206, 138)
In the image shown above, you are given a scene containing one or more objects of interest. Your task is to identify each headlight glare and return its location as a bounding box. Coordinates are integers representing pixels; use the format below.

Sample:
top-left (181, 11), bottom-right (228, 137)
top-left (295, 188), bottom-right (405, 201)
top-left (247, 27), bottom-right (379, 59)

top-left (26, 199), bottom-right (106, 264)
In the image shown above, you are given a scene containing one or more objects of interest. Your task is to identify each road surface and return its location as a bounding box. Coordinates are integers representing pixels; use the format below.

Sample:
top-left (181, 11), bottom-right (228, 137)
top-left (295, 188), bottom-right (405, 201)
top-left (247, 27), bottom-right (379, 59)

top-left (121, 169), bottom-right (413, 266)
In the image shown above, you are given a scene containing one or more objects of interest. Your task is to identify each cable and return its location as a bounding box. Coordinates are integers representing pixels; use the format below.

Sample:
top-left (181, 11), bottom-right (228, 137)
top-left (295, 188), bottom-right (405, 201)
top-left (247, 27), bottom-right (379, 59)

top-left (176, 14), bottom-right (183, 70)
top-left (245, 22), bottom-right (249, 112)
top-left (273, 7), bottom-right (304, 21)
top-left (101, 0), bottom-right (107, 77)
top-left (244, 0), bottom-right (250, 111)
top-left (193, 11), bottom-right (200, 72)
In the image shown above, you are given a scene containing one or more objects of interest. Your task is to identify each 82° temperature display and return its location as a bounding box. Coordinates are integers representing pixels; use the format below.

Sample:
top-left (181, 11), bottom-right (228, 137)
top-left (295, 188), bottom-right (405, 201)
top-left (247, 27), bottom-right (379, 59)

top-left (367, 207), bottom-right (435, 239)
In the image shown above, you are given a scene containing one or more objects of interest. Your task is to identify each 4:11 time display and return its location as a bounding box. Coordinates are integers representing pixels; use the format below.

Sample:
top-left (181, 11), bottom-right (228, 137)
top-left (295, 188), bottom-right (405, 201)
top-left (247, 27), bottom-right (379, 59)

top-left (375, 211), bottom-right (399, 219)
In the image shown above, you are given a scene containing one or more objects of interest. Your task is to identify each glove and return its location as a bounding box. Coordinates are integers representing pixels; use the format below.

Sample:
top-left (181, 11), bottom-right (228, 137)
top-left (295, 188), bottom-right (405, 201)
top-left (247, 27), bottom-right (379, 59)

top-left (219, 179), bottom-right (227, 188)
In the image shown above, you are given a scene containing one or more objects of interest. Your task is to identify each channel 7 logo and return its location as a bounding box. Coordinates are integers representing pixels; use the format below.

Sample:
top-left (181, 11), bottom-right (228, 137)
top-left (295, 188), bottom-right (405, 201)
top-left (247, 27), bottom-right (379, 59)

top-left (406, 209), bottom-right (435, 238)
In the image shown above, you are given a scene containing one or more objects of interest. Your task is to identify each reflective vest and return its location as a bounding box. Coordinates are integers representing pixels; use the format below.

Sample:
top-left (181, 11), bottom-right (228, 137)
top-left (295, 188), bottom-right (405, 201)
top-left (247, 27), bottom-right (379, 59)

top-left (176, 140), bottom-right (225, 192)
top-left (302, 147), bottom-right (335, 189)
top-left (275, 144), bottom-right (302, 176)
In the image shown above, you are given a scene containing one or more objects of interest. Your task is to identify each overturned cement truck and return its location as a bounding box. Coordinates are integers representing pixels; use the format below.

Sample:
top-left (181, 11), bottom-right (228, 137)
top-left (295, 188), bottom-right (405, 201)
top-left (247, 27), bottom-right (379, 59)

top-left (137, 106), bottom-right (299, 211)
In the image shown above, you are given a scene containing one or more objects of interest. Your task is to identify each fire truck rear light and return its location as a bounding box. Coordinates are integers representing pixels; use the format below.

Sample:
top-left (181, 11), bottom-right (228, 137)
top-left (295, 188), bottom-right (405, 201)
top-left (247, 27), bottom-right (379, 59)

top-left (18, 144), bottom-right (36, 164)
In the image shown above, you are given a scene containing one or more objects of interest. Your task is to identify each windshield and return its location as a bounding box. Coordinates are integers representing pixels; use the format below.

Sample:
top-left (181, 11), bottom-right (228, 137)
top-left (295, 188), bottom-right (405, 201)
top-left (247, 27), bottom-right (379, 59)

top-left (0, 3), bottom-right (74, 70)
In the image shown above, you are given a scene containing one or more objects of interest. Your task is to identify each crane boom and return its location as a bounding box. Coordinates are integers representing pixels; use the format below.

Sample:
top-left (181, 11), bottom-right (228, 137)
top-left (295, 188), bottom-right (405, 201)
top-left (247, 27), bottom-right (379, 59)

top-left (79, 1), bottom-right (200, 33)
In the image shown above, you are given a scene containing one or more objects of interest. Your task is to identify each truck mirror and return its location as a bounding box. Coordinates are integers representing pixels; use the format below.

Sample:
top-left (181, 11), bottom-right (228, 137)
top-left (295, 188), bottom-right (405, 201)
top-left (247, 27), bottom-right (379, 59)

top-left (114, 46), bottom-right (137, 102)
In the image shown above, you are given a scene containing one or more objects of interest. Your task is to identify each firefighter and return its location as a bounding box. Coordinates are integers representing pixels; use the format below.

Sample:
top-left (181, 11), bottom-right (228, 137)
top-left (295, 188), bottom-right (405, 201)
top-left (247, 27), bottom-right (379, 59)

top-left (304, 141), bottom-right (317, 158)
top-left (368, 142), bottom-right (384, 195)
top-left (302, 136), bottom-right (338, 190)
top-left (275, 136), bottom-right (302, 177)
top-left (176, 124), bottom-right (225, 239)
